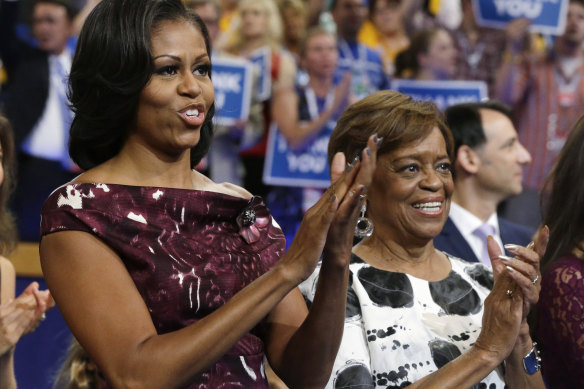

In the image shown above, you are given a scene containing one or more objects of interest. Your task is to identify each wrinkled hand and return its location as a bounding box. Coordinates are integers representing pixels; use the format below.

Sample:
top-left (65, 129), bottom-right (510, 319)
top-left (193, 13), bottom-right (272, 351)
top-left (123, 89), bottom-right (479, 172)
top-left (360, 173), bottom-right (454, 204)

top-left (473, 227), bottom-right (550, 361)
top-left (473, 260), bottom-right (524, 361)
top-left (489, 226), bottom-right (549, 321)
top-left (0, 282), bottom-right (55, 356)
top-left (283, 134), bottom-right (379, 282)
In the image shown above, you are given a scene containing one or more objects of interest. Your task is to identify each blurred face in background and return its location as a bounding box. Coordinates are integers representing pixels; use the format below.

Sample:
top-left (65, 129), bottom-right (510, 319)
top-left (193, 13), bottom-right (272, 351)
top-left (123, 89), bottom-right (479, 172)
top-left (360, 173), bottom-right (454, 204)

top-left (240, 1), bottom-right (268, 41)
top-left (191, 3), bottom-right (220, 44)
top-left (332, 0), bottom-right (367, 40)
top-left (301, 33), bottom-right (338, 79)
top-left (282, 6), bottom-right (307, 44)
top-left (32, 2), bottom-right (73, 55)
top-left (418, 29), bottom-right (457, 80)
top-left (372, 0), bottom-right (403, 36)
top-left (563, 1), bottom-right (584, 45)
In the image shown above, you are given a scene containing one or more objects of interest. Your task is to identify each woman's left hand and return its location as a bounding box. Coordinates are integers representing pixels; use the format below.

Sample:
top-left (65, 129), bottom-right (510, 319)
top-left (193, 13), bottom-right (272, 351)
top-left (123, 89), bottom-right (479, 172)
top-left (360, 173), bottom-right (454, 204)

top-left (488, 226), bottom-right (549, 320)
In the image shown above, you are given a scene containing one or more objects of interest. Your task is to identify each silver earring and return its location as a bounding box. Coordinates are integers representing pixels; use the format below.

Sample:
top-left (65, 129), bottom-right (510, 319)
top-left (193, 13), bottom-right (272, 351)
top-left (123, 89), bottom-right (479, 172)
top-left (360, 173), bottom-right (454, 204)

top-left (355, 195), bottom-right (373, 238)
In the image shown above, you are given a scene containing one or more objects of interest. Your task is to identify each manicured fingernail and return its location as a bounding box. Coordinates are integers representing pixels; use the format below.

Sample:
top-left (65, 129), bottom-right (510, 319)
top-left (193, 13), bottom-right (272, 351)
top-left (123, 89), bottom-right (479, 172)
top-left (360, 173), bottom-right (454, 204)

top-left (498, 255), bottom-right (513, 262)
top-left (377, 136), bottom-right (384, 146)
top-left (506, 265), bottom-right (515, 273)
top-left (365, 147), bottom-right (371, 156)
top-left (526, 241), bottom-right (535, 249)
top-left (504, 244), bottom-right (520, 251)
top-left (373, 134), bottom-right (379, 144)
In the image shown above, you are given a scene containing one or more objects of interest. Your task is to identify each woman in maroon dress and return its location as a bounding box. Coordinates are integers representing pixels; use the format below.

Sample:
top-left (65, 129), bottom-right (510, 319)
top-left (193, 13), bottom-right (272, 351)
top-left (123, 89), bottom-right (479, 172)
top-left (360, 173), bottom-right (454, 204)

top-left (39, 1), bottom-right (379, 388)
top-left (536, 115), bottom-right (584, 388)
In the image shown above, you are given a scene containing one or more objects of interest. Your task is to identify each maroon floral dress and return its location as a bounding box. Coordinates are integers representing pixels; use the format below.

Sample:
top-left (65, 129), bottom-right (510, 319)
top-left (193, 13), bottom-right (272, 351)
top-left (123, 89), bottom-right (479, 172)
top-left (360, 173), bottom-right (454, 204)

top-left (41, 183), bottom-right (286, 388)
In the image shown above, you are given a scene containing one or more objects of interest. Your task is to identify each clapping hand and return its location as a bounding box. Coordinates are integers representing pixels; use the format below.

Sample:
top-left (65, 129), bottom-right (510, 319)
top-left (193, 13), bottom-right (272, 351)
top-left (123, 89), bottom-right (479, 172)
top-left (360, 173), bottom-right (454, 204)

top-left (0, 282), bottom-right (55, 356)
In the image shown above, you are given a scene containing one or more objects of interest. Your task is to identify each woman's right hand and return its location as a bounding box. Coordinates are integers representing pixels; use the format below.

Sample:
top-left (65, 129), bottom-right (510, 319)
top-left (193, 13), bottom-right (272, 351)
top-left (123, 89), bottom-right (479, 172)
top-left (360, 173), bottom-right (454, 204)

top-left (280, 134), bottom-right (379, 283)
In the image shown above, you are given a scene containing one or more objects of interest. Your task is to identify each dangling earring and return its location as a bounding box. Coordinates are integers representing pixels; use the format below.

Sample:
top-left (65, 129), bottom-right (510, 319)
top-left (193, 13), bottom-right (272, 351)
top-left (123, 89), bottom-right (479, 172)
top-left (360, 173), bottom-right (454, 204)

top-left (355, 194), bottom-right (373, 238)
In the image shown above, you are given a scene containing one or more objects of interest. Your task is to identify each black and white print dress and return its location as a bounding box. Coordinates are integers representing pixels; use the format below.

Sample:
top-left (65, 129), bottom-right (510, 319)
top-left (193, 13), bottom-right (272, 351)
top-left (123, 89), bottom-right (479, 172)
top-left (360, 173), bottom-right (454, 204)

top-left (299, 253), bottom-right (505, 389)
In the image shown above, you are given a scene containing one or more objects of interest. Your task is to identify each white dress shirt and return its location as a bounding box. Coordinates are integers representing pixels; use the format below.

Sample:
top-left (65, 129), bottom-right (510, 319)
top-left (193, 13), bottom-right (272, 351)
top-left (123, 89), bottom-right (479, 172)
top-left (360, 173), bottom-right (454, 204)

top-left (21, 50), bottom-right (72, 161)
top-left (449, 202), bottom-right (503, 266)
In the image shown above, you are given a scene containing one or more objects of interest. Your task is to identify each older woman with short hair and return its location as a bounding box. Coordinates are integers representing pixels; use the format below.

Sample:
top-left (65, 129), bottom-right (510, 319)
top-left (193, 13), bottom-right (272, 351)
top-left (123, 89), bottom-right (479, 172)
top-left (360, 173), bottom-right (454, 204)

top-left (301, 90), bottom-right (548, 388)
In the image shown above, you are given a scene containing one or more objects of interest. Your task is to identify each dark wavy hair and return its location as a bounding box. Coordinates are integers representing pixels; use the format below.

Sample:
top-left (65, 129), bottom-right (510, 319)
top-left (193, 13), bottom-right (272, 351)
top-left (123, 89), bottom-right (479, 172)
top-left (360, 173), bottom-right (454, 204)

top-left (541, 115), bottom-right (584, 272)
top-left (68, 0), bottom-right (214, 170)
top-left (0, 117), bottom-right (17, 256)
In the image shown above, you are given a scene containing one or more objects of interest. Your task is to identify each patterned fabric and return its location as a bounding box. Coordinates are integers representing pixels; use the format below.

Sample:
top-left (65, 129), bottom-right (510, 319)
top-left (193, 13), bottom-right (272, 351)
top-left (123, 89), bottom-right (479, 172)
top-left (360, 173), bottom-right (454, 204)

top-left (300, 253), bottom-right (505, 388)
top-left (452, 27), bottom-right (507, 98)
top-left (536, 253), bottom-right (584, 389)
top-left (498, 56), bottom-right (584, 190)
top-left (41, 183), bottom-right (286, 389)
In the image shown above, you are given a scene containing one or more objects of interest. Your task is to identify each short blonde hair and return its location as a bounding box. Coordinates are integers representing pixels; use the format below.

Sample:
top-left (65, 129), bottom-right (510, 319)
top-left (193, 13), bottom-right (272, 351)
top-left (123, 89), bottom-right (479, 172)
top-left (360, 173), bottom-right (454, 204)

top-left (221, 0), bottom-right (283, 52)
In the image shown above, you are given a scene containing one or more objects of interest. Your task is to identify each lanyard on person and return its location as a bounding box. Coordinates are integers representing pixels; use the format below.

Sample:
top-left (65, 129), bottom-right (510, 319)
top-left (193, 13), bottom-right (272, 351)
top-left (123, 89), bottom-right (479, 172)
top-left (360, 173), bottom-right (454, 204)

top-left (304, 85), bottom-right (334, 121)
top-left (338, 39), bottom-right (367, 70)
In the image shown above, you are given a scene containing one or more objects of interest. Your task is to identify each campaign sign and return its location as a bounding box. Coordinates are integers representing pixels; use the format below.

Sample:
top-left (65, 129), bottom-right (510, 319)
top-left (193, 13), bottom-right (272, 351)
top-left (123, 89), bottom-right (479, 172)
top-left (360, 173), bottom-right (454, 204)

top-left (391, 79), bottom-right (488, 111)
top-left (263, 122), bottom-right (335, 188)
top-left (472, 0), bottom-right (569, 35)
top-left (249, 46), bottom-right (272, 101)
top-left (211, 56), bottom-right (253, 126)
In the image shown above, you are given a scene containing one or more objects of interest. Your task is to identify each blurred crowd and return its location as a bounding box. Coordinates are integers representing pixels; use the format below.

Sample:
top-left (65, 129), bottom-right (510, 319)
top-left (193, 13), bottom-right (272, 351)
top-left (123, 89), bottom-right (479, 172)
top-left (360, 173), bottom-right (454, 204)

top-left (1, 0), bottom-right (583, 242)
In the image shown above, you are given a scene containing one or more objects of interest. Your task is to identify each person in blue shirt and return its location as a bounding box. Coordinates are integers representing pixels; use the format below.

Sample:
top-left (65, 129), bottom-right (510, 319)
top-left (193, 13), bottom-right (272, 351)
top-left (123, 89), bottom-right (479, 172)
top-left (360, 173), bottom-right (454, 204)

top-left (330, 0), bottom-right (390, 99)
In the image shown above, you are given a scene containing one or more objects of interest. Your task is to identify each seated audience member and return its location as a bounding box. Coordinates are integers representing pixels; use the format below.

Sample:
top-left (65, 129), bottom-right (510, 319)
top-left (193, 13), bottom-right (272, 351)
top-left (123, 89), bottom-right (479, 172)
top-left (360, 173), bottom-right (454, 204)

top-left (39, 1), bottom-right (379, 388)
top-left (331, 0), bottom-right (389, 99)
top-left (495, 0), bottom-right (584, 229)
top-left (267, 27), bottom-right (352, 245)
top-left (434, 102), bottom-right (533, 265)
top-left (535, 115), bottom-right (584, 388)
top-left (0, 0), bottom-right (78, 241)
top-left (0, 116), bottom-right (54, 389)
top-left (394, 27), bottom-right (457, 81)
top-left (302, 90), bottom-right (548, 389)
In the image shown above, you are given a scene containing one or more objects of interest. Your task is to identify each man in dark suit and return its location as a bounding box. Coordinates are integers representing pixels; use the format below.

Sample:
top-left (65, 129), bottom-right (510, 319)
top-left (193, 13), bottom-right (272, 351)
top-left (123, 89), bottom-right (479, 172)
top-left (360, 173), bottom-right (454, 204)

top-left (1, 0), bottom-right (78, 241)
top-left (434, 101), bottom-right (534, 265)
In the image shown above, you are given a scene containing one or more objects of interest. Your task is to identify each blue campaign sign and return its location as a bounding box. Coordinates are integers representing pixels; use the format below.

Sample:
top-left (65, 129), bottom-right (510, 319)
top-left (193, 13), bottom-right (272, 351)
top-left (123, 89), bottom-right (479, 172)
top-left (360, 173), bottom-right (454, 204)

top-left (249, 46), bottom-right (272, 101)
top-left (211, 56), bottom-right (253, 126)
top-left (472, 0), bottom-right (569, 35)
top-left (391, 79), bottom-right (488, 111)
top-left (263, 122), bottom-right (335, 188)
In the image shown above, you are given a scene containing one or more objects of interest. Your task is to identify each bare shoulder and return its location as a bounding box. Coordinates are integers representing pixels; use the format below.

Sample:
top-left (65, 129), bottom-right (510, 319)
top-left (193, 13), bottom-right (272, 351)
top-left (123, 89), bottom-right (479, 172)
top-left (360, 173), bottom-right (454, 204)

top-left (212, 182), bottom-right (253, 199)
top-left (70, 165), bottom-right (110, 184)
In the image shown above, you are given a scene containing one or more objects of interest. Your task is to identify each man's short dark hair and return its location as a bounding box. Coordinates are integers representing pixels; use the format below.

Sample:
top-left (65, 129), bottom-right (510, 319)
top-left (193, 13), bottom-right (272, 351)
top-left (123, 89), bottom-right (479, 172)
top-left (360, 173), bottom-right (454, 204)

top-left (444, 100), bottom-right (513, 154)
top-left (35, 0), bottom-right (78, 21)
